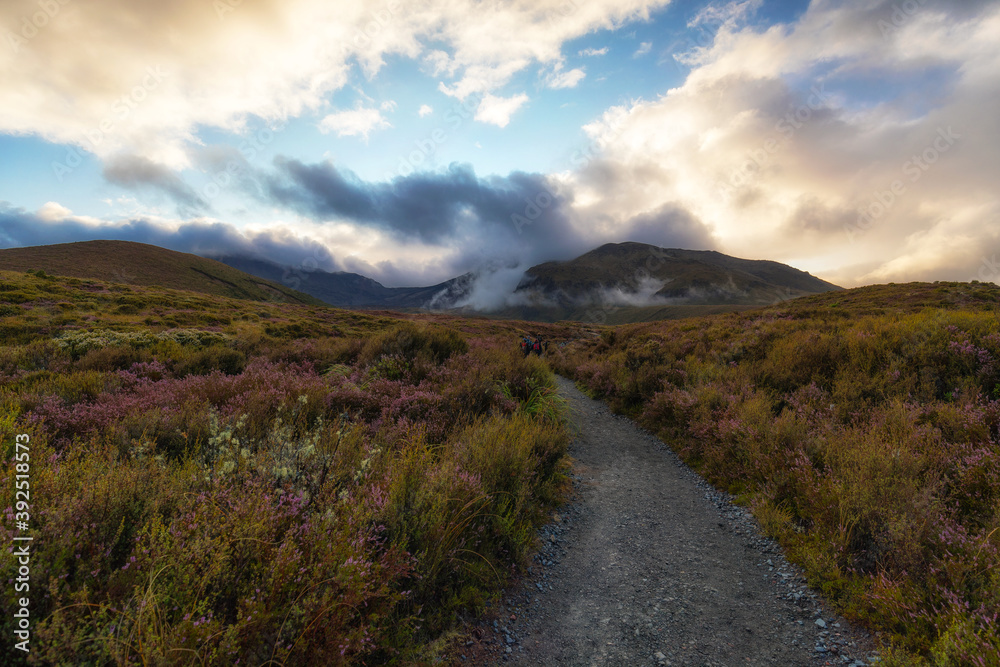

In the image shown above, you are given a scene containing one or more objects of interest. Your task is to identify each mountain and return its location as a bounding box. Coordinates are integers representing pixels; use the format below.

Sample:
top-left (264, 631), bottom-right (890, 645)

top-left (0, 240), bottom-right (841, 322)
top-left (0, 241), bottom-right (324, 305)
top-left (515, 243), bottom-right (842, 307)
top-left (214, 255), bottom-right (472, 309)
top-left (214, 243), bottom-right (840, 319)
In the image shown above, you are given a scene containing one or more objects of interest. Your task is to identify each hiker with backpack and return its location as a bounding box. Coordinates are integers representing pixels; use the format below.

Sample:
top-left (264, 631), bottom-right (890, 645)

top-left (519, 335), bottom-right (549, 357)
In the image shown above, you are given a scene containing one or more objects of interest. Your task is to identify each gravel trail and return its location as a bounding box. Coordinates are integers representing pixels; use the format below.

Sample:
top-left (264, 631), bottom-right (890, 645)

top-left (467, 375), bottom-right (879, 666)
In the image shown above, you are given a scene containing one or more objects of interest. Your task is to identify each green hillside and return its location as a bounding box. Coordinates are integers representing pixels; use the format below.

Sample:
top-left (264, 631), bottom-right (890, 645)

top-left (0, 240), bottom-right (324, 305)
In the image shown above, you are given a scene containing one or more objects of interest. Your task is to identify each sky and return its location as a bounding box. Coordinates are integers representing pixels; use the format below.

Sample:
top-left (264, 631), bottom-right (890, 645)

top-left (1, 0), bottom-right (999, 298)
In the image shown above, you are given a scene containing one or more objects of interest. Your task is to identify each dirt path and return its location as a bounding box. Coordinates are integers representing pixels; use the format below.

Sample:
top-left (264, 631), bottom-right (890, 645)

top-left (467, 376), bottom-right (879, 666)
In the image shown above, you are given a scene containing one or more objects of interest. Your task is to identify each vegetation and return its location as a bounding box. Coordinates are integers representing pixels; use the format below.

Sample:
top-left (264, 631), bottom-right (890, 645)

top-left (6, 260), bottom-right (997, 665)
top-left (0, 269), bottom-right (573, 665)
top-left (481, 302), bottom-right (757, 325)
top-left (550, 281), bottom-right (1000, 665)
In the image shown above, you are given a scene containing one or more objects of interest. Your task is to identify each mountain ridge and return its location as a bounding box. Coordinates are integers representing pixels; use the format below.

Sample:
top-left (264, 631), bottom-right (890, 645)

top-left (0, 240), bottom-right (843, 321)
top-left (212, 255), bottom-right (471, 309)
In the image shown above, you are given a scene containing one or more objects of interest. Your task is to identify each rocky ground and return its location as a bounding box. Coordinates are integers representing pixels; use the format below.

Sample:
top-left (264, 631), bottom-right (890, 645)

top-left (453, 376), bottom-right (882, 666)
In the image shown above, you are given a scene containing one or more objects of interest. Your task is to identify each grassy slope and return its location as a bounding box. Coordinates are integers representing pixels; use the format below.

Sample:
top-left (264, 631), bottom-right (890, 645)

top-left (0, 240), bottom-right (324, 305)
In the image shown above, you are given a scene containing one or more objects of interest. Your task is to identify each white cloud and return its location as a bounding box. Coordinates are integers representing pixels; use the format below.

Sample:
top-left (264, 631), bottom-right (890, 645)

top-left (0, 0), bottom-right (671, 166)
top-left (319, 107), bottom-right (390, 139)
top-left (418, 104), bottom-right (433, 117)
top-left (37, 202), bottom-right (74, 222)
top-left (474, 93), bottom-right (529, 128)
top-left (579, 47), bottom-right (609, 56)
top-left (545, 65), bottom-right (587, 89)
top-left (633, 41), bottom-right (652, 57)
top-left (431, 0), bottom-right (671, 100)
top-left (380, 100), bottom-right (398, 112)
top-left (688, 0), bottom-right (762, 29)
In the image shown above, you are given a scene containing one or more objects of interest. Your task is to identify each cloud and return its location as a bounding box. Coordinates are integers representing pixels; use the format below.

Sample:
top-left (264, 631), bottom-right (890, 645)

top-left (633, 41), bottom-right (652, 57)
top-left (474, 93), bottom-right (529, 127)
top-left (318, 107), bottom-right (391, 139)
top-left (430, 0), bottom-right (670, 101)
top-left (688, 0), bottom-right (762, 30)
top-left (579, 47), bottom-right (609, 56)
top-left (263, 157), bottom-right (714, 252)
top-left (544, 65), bottom-right (587, 89)
top-left (37, 202), bottom-right (73, 222)
top-left (102, 154), bottom-right (209, 213)
top-left (418, 104), bottom-right (433, 117)
top-left (0, 0), bottom-right (671, 163)
top-left (262, 160), bottom-right (569, 244)
top-left (439, 264), bottom-right (534, 311)
top-left (1, 162), bottom-right (586, 297)
top-left (616, 204), bottom-right (717, 250)
top-left (251, 155), bottom-right (717, 305)
top-left (567, 0), bottom-right (1000, 286)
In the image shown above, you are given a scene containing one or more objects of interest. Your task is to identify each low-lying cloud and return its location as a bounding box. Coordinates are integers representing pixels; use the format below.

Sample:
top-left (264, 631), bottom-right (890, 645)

top-left (103, 155), bottom-right (209, 215)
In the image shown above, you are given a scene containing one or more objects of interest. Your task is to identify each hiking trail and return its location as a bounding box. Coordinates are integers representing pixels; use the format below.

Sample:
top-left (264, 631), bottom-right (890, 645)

top-left (466, 376), bottom-right (879, 666)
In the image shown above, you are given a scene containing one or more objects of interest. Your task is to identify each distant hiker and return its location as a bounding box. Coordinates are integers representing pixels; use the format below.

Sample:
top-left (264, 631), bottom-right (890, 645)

top-left (532, 337), bottom-right (543, 356)
top-left (521, 336), bottom-right (531, 358)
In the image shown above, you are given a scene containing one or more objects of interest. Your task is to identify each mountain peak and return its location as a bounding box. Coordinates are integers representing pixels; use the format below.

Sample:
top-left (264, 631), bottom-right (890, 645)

top-left (515, 241), bottom-right (841, 308)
